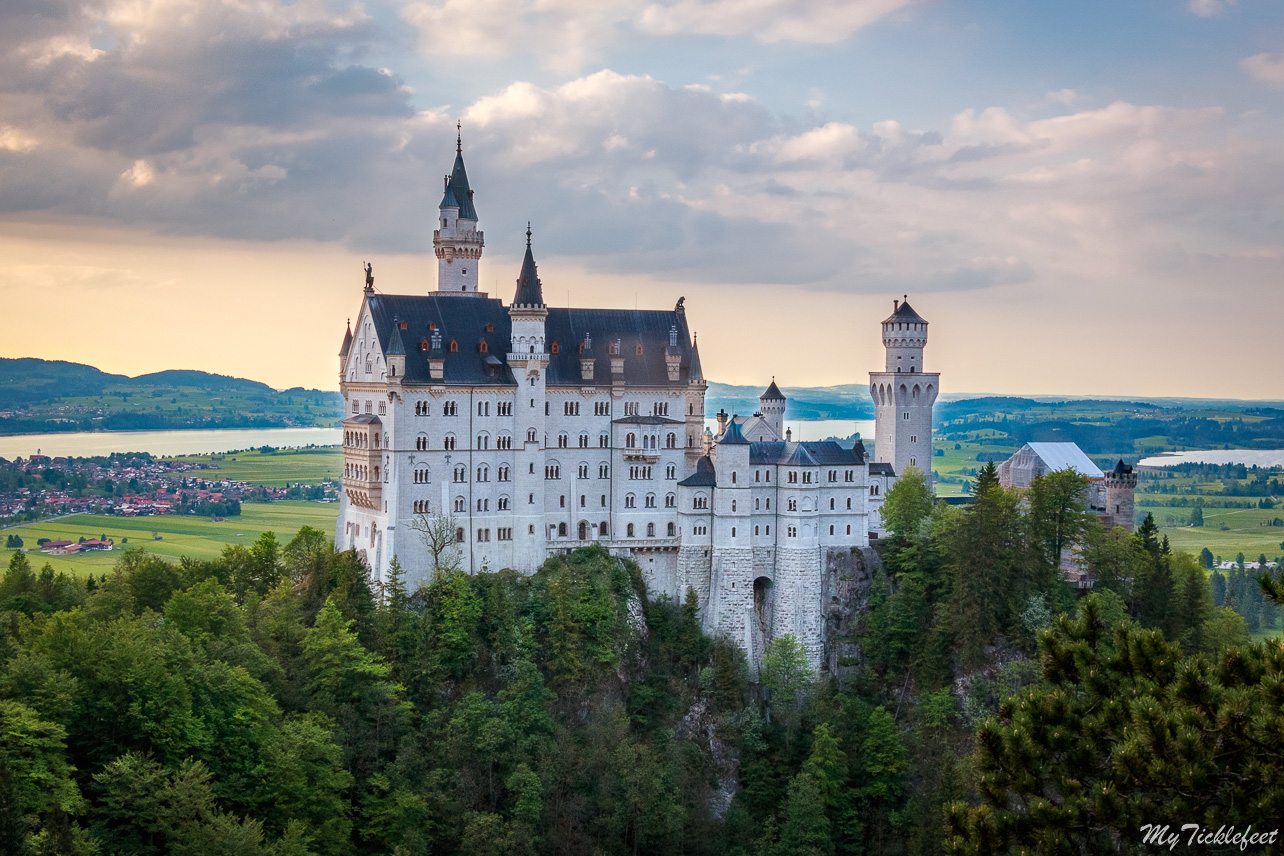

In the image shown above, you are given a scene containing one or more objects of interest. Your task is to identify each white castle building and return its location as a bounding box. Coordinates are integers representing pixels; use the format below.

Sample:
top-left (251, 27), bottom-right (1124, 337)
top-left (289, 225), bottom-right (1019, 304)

top-left (336, 137), bottom-right (940, 670)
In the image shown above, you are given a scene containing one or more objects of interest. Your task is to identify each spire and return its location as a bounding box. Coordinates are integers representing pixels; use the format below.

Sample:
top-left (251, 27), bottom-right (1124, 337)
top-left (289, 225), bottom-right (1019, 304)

top-left (339, 319), bottom-right (352, 357)
top-left (687, 333), bottom-right (703, 382)
top-left (456, 120), bottom-right (461, 154)
top-left (761, 377), bottom-right (785, 401)
top-left (439, 126), bottom-right (477, 219)
top-left (512, 224), bottom-right (544, 307)
top-left (385, 319), bottom-right (405, 356)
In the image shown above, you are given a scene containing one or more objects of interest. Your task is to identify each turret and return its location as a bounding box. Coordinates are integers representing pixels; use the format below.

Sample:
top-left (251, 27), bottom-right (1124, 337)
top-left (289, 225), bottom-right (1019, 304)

top-left (1104, 459), bottom-right (1137, 532)
top-left (385, 318), bottom-right (406, 383)
top-left (433, 124), bottom-right (485, 295)
top-left (869, 296), bottom-right (939, 485)
top-left (760, 379), bottom-right (786, 440)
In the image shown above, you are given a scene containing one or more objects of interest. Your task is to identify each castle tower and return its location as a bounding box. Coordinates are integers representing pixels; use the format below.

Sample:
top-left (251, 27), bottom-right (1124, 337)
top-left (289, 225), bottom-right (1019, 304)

top-left (1104, 459), bottom-right (1137, 532)
top-left (508, 226), bottom-right (549, 569)
top-left (869, 297), bottom-right (939, 486)
top-left (760, 379), bottom-right (786, 440)
top-left (433, 125), bottom-right (485, 295)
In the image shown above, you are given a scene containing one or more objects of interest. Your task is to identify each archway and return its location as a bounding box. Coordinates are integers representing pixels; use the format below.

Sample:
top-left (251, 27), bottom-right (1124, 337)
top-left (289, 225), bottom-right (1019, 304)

top-left (753, 576), bottom-right (774, 662)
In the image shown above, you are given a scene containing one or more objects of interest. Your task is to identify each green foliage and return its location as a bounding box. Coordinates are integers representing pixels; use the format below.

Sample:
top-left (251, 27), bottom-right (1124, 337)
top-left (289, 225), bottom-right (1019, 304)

top-left (946, 602), bottom-right (1284, 853)
top-left (881, 466), bottom-right (935, 538)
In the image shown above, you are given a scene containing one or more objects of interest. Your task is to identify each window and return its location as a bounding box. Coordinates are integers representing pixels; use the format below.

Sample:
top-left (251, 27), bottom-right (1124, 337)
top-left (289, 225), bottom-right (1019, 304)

top-left (351, 400), bottom-right (359, 414)
top-left (828, 470), bottom-right (837, 483)
top-left (476, 465), bottom-right (489, 482)
top-left (693, 494), bottom-right (709, 510)
top-left (449, 340), bottom-right (458, 353)
top-left (595, 401), bottom-right (609, 416)
top-left (600, 433), bottom-right (610, 448)
top-left (454, 497), bottom-right (466, 513)
top-left (559, 496), bottom-right (565, 508)
top-left (626, 433), bottom-right (636, 448)
top-left (416, 434), bottom-right (428, 451)
top-left (498, 496), bottom-right (510, 510)
top-left (755, 498), bottom-right (760, 510)
top-left (527, 428), bottom-right (538, 443)
top-left (666, 464), bottom-right (675, 479)
top-left (634, 343), bottom-right (644, 356)
top-left (803, 472), bottom-right (812, 484)
top-left (601, 494), bottom-right (607, 507)
top-left (624, 402), bottom-right (639, 416)
top-left (731, 527), bottom-right (736, 537)
top-left (646, 523), bottom-right (655, 537)
top-left (788, 499), bottom-right (797, 511)
top-left (498, 401), bottom-right (512, 416)
top-left (551, 341), bottom-right (560, 355)
top-left (731, 500), bottom-right (736, 512)
top-left (477, 434), bottom-right (489, 449)
top-left (645, 494), bottom-right (656, 508)
top-left (599, 463), bottom-right (609, 478)
top-left (732, 471), bottom-right (737, 484)
top-left (478, 401), bottom-right (490, 416)
top-left (625, 494), bottom-right (636, 509)
top-left (558, 523), bottom-right (567, 537)
top-left (443, 401), bottom-right (458, 416)
top-left (476, 498), bottom-right (488, 511)
top-left (788, 471), bottom-right (798, 484)
top-left (830, 525), bottom-right (835, 535)
top-left (456, 527), bottom-right (465, 542)
top-left (498, 528), bottom-right (512, 541)
top-left (788, 526), bottom-right (797, 538)
top-left (627, 523), bottom-right (635, 537)
top-left (665, 493), bottom-right (675, 508)
top-left (830, 498), bottom-right (835, 510)
top-left (600, 521), bottom-right (609, 536)
top-left (845, 470), bottom-right (853, 482)
top-left (378, 401), bottom-right (386, 416)
top-left (910, 435), bottom-right (916, 443)
top-left (498, 466), bottom-right (510, 482)
top-left (497, 434), bottom-right (512, 450)
top-left (846, 525), bottom-right (851, 535)
top-left (413, 500), bottom-right (430, 513)
top-left (579, 433), bottom-right (589, 448)
top-left (558, 433), bottom-right (568, 448)
top-left (453, 465), bottom-right (466, 483)
top-left (563, 400), bottom-right (580, 415)
top-left (765, 498), bottom-right (771, 510)
top-left (847, 498), bottom-right (852, 509)
top-left (545, 465), bottom-right (561, 479)
top-left (754, 525), bottom-right (759, 536)
top-left (667, 522), bottom-right (675, 536)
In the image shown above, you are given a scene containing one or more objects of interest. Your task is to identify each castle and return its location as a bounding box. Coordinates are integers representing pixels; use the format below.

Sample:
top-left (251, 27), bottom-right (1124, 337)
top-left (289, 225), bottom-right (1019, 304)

top-left (336, 136), bottom-right (939, 671)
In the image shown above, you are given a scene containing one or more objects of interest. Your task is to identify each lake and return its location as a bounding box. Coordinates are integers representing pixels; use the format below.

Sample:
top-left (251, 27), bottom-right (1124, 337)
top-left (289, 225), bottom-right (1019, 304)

top-left (0, 419), bottom-right (878, 460)
top-left (0, 427), bottom-right (342, 459)
top-left (1139, 450), bottom-right (1284, 468)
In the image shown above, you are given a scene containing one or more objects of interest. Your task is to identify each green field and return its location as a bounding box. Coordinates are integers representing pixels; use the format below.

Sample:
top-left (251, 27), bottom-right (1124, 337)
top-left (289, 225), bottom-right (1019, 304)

top-left (1159, 506), bottom-right (1284, 564)
top-left (1, 501), bottom-right (339, 577)
top-left (932, 438), bottom-right (1016, 497)
top-left (163, 446), bottom-right (342, 487)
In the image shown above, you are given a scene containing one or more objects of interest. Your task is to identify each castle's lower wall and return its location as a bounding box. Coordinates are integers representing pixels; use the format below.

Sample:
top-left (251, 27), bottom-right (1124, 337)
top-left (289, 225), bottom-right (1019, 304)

top-left (773, 546), bottom-right (825, 669)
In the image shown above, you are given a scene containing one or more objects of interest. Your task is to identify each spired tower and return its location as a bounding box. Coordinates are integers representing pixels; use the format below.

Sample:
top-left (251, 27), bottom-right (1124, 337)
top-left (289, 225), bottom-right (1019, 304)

top-left (1104, 459), bottom-right (1137, 532)
top-left (869, 297), bottom-right (939, 485)
top-left (759, 379), bottom-right (786, 440)
top-left (433, 125), bottom-right (485, 295)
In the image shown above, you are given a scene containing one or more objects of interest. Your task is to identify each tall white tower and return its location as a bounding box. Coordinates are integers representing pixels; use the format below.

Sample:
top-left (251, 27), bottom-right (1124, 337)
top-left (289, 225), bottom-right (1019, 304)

top-left (433, 125), bottom-right (485, 295)
top-left (869, 297), bottom-right (939, 486)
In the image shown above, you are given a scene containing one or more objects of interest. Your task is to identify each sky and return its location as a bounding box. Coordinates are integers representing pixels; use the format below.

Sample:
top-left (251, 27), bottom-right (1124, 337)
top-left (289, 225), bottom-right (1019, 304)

top-left (2, 0), bottom-right (1283, 398)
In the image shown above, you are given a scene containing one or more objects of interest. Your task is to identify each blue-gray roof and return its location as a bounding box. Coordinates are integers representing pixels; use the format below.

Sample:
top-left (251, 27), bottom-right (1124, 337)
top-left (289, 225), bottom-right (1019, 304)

top-left (883, 298), bottom-right (926, 325)
top-left (513, 231), bottom-right (543, 307)
top-left (720, 420), bottom-right (749, 445)
top-left (749, 440), bottom-right (867, 467)
top-left (678, 455), bottom-right (717, 487)
top-left (365, 293), bottom-right (695, 388)
top-left (440, 150), bottom-right (478, 220)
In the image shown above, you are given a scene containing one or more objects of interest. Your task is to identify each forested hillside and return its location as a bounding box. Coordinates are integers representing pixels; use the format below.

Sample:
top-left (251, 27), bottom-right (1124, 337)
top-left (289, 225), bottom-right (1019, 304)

top-left (1, 469), bottom-right (1282, 855)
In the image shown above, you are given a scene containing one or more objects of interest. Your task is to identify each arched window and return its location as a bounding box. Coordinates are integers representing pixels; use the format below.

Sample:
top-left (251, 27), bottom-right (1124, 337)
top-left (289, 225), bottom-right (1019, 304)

top-left (667, 522), bottom-right (675, 536)
top-left (578, 521), bottom-right (588, 540)
top-left (558, 523), bottom-right (567, 537)
top-left (527, 428), bottom-right (537, 443)
top-left (646, 523), bottom-right (655, 537)
top-left (454, 465), bottom-right (466, 483)
top-left (626, 433), bottom-right (636, 448)
top-left (627, 523), bottom-right (635, 538)
top-left (449, 339), bottom-right (458, 353)
top-left (456, 527), bottom-right (465, 542)
top-left (599, 521), bottom-right (609, 537)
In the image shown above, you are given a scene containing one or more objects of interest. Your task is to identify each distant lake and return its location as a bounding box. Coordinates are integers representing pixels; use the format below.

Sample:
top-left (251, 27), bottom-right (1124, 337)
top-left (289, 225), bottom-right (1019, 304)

top-left (0, 419), bottom-right (877, 460)
top-left (0, 427), bottom-right (342, 459)
top-left (1140, 450), bottom-right (1284, 468)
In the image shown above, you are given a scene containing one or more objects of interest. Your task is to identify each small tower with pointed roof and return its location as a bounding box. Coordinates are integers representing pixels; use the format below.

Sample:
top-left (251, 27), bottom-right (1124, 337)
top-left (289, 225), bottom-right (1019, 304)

top-left (869, 296), bottom-right (940, 492)
top-left (760, 379), bottom-right (786, 441)
top-left (433, 124), bottom-right (485, 295)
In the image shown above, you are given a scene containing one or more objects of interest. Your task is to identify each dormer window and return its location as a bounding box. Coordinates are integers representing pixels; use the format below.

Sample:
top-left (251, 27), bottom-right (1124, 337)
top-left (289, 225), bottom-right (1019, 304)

top-left (478, 340), bottom-right (488, 354)
top-left (550, 341), bottom-right (560, 355)
top-left (609, 342), bottom-right (618, 355)
top-left (399, 320), bottom-right (408, 330)
top-left (485, 323), bottom-right (493, 332)
top-left (428, 322), bottom-right (436, 331)
top-left (420, 339), bottom-right (430, 352)
top-left (449, 339), bottom-right (459, 353)
top-left (634, 343), bottom-right (644, 356)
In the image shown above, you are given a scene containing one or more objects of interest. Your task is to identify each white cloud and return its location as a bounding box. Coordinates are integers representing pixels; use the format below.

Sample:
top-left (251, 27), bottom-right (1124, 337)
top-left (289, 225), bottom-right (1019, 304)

top-left (399, 0), bottom-right (918, 70)
top-left (121, 159), bottom-right (154, 186)
top-left (0, 125), bottom-right (38, 152)
top-left (1242, 52), bottom-right (1284, 86)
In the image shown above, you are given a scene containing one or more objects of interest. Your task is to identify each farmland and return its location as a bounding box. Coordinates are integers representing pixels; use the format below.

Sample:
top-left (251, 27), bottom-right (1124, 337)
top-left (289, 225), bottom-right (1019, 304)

top-left (162, 446), bottom-right (342, 487)
top-left (1, 501), bottom-right (339, 577)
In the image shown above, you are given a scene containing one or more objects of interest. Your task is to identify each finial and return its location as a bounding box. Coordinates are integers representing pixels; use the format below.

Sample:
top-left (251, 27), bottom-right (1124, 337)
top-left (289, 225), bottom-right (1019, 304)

top-left (903, 293), bottom-right (908, 302)
top-left (526, 222), bottom-right (532, 247)
top-left (456, 120), bottom-right (462, 154)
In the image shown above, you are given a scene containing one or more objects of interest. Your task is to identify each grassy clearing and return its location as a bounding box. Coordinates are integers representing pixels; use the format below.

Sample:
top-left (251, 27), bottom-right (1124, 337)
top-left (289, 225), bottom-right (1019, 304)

top-left (0, 501), bottom-right (339, 577)
top-left (932, 438), bottom-right (1016, 497)
top-left (1158, 506), bottom-right (1284, 563)
top-left (162, 446), bottom-right (341, 487)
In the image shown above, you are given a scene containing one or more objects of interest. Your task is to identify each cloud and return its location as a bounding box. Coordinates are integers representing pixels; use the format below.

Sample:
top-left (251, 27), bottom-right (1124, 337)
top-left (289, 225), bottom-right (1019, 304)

top-left (398, 0), bottom-right (919, 70)
top-left (1242, 52), bottom-right (1284, 86)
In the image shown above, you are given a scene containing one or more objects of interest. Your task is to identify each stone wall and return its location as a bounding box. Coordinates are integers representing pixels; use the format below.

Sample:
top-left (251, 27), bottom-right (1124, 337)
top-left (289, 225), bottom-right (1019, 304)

top-left (822, 546), bottom-right (880, 680)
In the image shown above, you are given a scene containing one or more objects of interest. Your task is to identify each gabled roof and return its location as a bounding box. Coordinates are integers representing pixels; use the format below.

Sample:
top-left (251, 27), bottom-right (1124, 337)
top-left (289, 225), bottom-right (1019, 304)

top-left (760, 379), bottom-right (785, 401)
top-left (749, 440), bottom-right (866, 466)
top-left (344, 413), bottom-right (382, 426)
top-left (512, 227), bottom-right (544, 307)
top-left (363, 293), bottom-right (695, 388)
top-left (1023, 442), bottom-right (1105, 479)
top-left (719, 419), bottom-right (750, 445)
top-left (882, 298), bottom-right (926, 325)
top-left (440, 141), bottom-right (478, 220)
top-left (869, 462), bottom-right (895, 476)
top-left (678, 455), bottom-right (717, 487)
